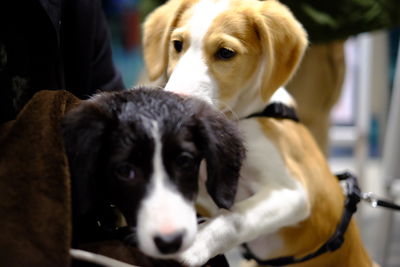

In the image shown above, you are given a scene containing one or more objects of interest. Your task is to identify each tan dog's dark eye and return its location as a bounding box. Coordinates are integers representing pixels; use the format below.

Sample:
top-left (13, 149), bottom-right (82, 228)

top-left (173, 40), bottom-right (183, 53)
top-left (216, 48), bottom-right (236, 60)
top-left (115, 163), bottom-right (136, 180)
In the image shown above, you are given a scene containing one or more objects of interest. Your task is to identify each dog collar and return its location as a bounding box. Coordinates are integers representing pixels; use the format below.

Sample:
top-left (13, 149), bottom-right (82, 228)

top-left (246, 102), bottom-right (299, 122)
top-left (242, 171), bottom-right (361, 266)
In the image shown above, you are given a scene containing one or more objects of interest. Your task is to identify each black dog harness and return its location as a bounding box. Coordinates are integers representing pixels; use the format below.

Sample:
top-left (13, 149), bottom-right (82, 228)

top-left (247, 102), bottom-right (299, 121)
top-left (242, 172), bottom-right (361, 266)
top-left (242, 103), bottom-right (362, 266)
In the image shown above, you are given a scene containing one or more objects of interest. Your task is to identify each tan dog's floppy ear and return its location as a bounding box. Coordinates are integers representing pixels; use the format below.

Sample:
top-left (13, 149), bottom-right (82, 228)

top-left (142, 0), bottom-right (188, 81)
top-left (254, 0), bottom-right (308, 101)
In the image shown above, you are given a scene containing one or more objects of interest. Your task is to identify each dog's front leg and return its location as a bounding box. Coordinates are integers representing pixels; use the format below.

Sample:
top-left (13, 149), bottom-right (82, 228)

top-left (179, 184), bottom-right (310, 266)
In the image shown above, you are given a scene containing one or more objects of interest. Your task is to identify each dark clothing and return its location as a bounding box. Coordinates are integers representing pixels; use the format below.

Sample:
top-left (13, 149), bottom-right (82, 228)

top-left (281, 0), bottom-right (400, 43)
top-left (0, 0), bottom-right (124, 123)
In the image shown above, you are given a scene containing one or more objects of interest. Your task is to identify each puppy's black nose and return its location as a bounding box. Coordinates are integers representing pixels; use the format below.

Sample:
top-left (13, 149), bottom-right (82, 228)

top-left (154, 230), bottom-right (186, 254)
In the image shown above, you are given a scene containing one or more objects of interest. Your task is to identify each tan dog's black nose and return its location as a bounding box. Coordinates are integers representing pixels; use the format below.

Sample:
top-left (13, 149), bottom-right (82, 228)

top-left (154, 230), bottom-right (186, 254)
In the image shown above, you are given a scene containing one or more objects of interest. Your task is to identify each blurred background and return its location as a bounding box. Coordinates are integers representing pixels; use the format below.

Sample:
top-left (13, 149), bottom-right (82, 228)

top-left (100, 0), bottom-right (400, 266)
top-left (101, 0), bottom-right (143, 87)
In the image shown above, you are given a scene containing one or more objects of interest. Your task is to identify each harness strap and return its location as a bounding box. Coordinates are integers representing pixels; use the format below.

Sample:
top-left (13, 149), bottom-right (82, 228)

top-left (242, 172), bottom-right (361, 266)
top-left (246, 103), bottom-right (299, 122)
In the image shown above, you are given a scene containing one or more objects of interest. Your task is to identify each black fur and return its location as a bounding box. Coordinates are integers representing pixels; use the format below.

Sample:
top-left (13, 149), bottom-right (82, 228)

top-left (62, 87), bottom-right (245, 244)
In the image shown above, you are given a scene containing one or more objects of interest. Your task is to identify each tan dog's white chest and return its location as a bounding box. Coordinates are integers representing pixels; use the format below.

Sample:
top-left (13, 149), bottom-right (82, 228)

top-left (237, 119), bottom-right (300, 199)
top-left (236, 119), bottom-right (312, 258)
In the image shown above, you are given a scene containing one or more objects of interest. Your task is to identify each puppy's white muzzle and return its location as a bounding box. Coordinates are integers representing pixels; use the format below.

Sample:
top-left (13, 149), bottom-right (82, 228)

top-left (136, 181), bottom-right (198, 258)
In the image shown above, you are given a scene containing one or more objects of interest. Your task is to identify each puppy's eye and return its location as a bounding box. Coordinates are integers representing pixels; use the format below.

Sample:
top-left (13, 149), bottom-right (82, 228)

top-left (176, 152), bottom-right (196, 170)
top-left (115, 163), bottom-right (135, 181)
top-left (216, 47), bottom-right (236, 60)
top-left (173, 40), bottom-right (183, 53)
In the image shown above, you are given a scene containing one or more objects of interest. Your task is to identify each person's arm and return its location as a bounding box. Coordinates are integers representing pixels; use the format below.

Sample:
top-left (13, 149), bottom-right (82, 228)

top-left (90, 1), bottom-right (124, 92)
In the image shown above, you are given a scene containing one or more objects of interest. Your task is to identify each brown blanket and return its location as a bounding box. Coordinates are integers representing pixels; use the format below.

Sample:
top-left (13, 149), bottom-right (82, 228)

top-left (0, 90), bottom-right (223, 267)
top-left (0, 90), bottom-right (78, 266)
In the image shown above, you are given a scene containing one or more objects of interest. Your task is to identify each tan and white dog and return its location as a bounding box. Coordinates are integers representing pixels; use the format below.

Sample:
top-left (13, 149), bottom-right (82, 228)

top-left (142, 0), bottom-right (374, 266)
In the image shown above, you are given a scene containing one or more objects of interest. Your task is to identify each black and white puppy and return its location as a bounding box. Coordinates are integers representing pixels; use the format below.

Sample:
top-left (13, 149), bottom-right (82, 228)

top-left (62, 88), bottom-right (245, 259)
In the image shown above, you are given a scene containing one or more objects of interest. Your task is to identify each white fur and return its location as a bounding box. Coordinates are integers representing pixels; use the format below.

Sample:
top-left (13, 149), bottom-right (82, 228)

top-left (165, 0), bottom-right (230, 104)
top-left (269, 87), bottom-right (297, 108)
top-left (137, 121), bottom-right (197, 258)
top-left (180, 120), bottom-right (310, 265)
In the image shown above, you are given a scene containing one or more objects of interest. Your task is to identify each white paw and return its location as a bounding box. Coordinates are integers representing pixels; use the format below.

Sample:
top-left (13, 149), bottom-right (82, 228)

top-left (177, 212), bottom-right (233, 266)
top-left (178, 243), bottom-right (211, 267)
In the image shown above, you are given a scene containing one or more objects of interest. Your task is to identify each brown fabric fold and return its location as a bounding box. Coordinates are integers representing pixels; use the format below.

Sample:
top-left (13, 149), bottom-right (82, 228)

top-left (0, 90), bottom-right (80, 267)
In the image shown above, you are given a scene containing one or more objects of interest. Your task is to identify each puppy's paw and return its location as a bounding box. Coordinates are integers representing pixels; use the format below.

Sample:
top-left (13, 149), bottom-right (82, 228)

top-left (178, 212), bottom-right (233, 266)
top-left (178, 242), bottom-right (211, 267)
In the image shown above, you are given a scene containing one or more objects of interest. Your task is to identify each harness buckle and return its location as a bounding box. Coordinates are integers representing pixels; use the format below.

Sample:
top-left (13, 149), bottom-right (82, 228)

top-left (362, 192), bottom-right (379, 208)
top-left (337, 172), bottom-right (362, 212)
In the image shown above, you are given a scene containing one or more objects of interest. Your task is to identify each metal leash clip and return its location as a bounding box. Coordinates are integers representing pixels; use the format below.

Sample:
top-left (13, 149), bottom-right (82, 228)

top-left (362, 192), bottom-right (379, 208)
top-left (361, 191), bottom-right (400, 211)
top-left (336, 171), bottom-right (362, 212)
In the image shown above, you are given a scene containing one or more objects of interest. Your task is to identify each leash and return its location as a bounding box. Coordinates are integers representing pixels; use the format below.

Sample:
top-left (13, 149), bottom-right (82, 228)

top-left (361, 191), bottom-right (400, 210)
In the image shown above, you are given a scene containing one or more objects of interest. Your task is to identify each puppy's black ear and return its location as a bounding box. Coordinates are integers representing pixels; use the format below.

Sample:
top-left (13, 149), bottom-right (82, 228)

top-left (193, 104), bottom-right (245, 210)
top-left (62, 101), bottom-right (111, 219)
